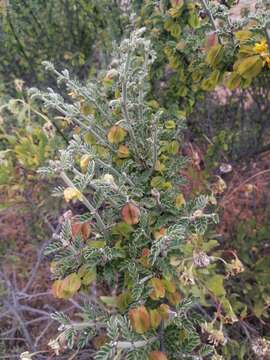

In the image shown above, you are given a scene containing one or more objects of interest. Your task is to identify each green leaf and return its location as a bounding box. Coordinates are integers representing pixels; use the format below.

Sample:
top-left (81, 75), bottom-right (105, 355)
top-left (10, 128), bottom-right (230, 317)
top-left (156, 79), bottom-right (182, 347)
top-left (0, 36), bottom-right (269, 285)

top-left (82, 269), bottom-right (96, 285)
top-left (111, 222), bottom-right (134, 238)
top-left (188, 12), bottom-right (200, 29)
top-left (100, 296), bottom-right (118, 307)
top-left (206, 44), bottom-right (224, 68)
top-left (235, 55), bottom-right (263, 80)
top-left (226, 71), bottom-right (241, 90)
top-left (220, 298), bottom-right (238, 321)
top-left (170, 23), bottom-right (181, 38)
top-left (205, 275), bottom-right (226, 297)
top-left (235, 30), bottom-right (252, 42)
top-left (201, 70), bottom-right (221, 91)
top-left (202, 240), bottom-right (219, 252)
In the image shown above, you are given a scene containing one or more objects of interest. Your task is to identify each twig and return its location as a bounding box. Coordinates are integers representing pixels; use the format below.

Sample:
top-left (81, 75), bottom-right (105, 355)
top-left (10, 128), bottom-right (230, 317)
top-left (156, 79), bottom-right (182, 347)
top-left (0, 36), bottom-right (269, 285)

top-left (22, 240), bottom-right (50, 294)
top-left (68, 298), bottom-right (84, 311)
top-left (200, 0), bottom-right (220, 42)
top-left (61, 171), bottom-right (107, 234)
top-left (116, 337), bottom-right (157, 349)
top-left (265, 24), bottom-right (270, 51)
top-left (53, 67), bottom-right (114, 125)
top-left (1, 316), bottom-right (50, 337)
top-left (96, 158), bottom-right (134, 187)
top-left (18, 291), bottom-right (52, 300)
top-left (8, 304), bottom-right (35, 351)
top-left (239, 322), bottom-right (251, 340)
top-left (68, 349), bottom-right (79, 360)
top-left (6, 10), bottom-right (37, 82)
top-left (121, 51), bottom-right (141, 160)
top-left (0, 337), bottom-right (27, 342)
top-left (150, 114), bottom-right (158, 176)
top-left (220, 169), bottom-right (270, 206)
top-left (19, 305), bottom-right (51, 317)
top-left (34, 320), bottom-right (54, 347)
top-left (42, 97), bottom-right (113, 151)
top-left (158, 321), bottom-right (165, 352)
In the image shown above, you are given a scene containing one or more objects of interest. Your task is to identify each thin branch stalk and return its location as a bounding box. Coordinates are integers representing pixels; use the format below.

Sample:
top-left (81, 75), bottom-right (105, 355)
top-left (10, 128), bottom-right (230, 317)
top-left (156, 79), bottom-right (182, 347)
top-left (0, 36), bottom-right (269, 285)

top-left (116, 337), bottom-right (157, 349)
top-left (150, 114), bottom-right (158, 175)
top-left (60, 171), bottom-right (107, 234)
top-left (265, 25), bottom-right (270, 51)
top-left (200, 0), bottom-right (220, 42)
top-left (121, 51), bottom-right (141, 160)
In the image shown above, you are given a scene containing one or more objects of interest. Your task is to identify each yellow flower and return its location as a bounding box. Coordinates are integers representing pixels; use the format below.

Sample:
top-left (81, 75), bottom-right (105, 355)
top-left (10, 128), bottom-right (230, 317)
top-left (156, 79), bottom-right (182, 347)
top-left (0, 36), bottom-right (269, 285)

top-left (64, 187), bottom-right (82, 202)
top-left (254, 39), bottom-right (268, 54)
top-left (253, 39), bottom-right (270, 69)
top-left (226, 256), bottom-right (245, 277)
top-left (102, 173), bottom-right (115, 186)
top-left (80, 154), bottom-right (91, 172)
top-left (175, 193), bottom-right (186, 209)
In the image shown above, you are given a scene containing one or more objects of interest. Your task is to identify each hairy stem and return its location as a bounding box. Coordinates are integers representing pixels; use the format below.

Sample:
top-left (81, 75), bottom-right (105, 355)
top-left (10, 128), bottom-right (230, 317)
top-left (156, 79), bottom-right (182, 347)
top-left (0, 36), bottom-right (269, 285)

top-left (200, 0), bottom-right (220, 42)
top-left (265, 25), bottom-right (270, 50)
top-left (96, 158), bottom-right (134, 187)
top-left (150, 114), bottom-right (158, 175)
top-left (121, 51), bottom-right (141, 160)
top-left (116, 337), bottom-right (157, 349)
top-left (60, 171), bottom-right (107, 234)
top-left (54, 68), bottom-right (114, 125)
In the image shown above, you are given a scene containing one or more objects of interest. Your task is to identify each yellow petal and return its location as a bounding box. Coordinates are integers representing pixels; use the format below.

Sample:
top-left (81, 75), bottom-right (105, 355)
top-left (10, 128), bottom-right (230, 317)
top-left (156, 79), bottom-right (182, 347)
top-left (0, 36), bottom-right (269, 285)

top-left (64, 187), bottom-right (82, 202)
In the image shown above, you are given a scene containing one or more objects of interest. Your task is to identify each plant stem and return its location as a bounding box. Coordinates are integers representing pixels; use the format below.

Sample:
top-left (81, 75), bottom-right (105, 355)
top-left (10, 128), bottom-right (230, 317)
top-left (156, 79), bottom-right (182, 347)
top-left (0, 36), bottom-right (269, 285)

top-left (200, 0), bottom-right (220, 42)
top-left (265, 24), bottom-right (270, 50)
top-left (150, 114), bottom-right (158, 175)
top-left (96, 158), bottom-right (134, 187)
top-left (52, 102), bottom-right (114, 151)
top-left (60, 171), bottom-right (107, 234)
top-left (116, 337), bottom-right (157, 349)
top-left (54, 68), bottom-right (114, 125)
top-left (220, 169), bottom-right (270, 206)
top-left (17, 99), bottom-right (68, 144)
top-left (66, 320), bottom-right (157, 349)
top-left (158, 321), bottom-right (165, 352)
top-left (121, 51), bottom-right (141, 160)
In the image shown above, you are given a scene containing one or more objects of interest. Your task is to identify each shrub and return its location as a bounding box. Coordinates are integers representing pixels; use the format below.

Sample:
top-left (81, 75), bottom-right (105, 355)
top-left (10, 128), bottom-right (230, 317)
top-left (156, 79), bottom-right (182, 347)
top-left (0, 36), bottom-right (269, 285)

top-left (0, 0), bottom-right (124, 95)
top-left (0, 89), bottom-right (67, 214)
top-left (26, 28), bottom-right (247, 360)
top-left (135, 0), bottom-right (270, 160)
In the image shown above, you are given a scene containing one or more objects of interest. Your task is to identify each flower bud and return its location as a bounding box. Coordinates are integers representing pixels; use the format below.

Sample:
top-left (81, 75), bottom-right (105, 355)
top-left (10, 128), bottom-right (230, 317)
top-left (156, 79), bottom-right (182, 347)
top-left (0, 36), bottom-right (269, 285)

top-left (63, 187), bottom-right (82, 202)
top-left (103, 173), bottom-right (115, 185)
top-left (80, 154), bottom-right (91, 172)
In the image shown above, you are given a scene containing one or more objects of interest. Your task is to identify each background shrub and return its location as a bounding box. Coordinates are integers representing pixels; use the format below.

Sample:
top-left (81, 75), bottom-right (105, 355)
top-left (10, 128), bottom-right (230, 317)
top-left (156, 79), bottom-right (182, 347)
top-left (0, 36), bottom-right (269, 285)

top-left (0, 0), bottom-right (125, 95)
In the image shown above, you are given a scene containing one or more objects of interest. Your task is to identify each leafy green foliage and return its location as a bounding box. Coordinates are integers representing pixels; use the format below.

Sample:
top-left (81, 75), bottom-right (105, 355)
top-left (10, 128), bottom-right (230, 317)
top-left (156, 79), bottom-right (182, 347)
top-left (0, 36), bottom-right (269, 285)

top-left (30, 28), bottom-right (245, 359)
top-left (2, 2), bottom-right (270, 359)
top-left (0, 96), bottom-right (63, 173)
top-left (135, 0), bottom-right (270, 160)
top-left (0, 0), bottom-right (125, 95)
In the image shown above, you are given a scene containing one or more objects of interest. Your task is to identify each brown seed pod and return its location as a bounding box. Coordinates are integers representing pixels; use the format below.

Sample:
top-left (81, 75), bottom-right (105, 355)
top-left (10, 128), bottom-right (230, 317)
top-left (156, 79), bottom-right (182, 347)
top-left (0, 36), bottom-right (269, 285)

top-left (121, 201), bottom-right (140, 225)
top-left (107, 125), bottom-right (127, 144)
top-left (128, 305), bottom-right (150, 334)
top-left (149, 351), bottom-right (168, 360)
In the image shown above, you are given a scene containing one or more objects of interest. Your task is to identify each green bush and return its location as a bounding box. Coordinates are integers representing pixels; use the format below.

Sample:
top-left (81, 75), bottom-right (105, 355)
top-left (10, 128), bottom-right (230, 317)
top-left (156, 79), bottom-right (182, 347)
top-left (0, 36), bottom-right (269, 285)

top-left (2, 1), bottom-right (270, 359)
top-left (24, 28), bottom-right (249, 360)
top-left (0, 0), bottom-right (124, 95)
top-left (0, 92), bottom-right (65, 212)
top-left (0, 0), bottom-right (126, 209)
top-left (135, 0), bottom-right (270, 160)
